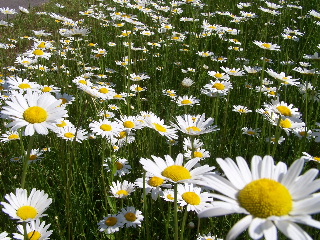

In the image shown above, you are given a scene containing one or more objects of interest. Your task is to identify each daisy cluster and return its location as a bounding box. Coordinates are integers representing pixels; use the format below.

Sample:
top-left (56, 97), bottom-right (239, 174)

top-left (0, 0), bottom-right (320, 239)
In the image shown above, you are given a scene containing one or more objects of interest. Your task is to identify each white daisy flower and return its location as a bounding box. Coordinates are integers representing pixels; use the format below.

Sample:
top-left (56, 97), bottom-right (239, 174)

top-left (13, 219), bottom-right (52, 239)
top-left (176, 95), bottom-right (200, 106)
top-left (177, 183), bottom-right (213, 213)
top-left (140, 153), bottom-right (215, 183)
top-left (119, 206), bottom-right (144, 228)
top-left (144, 115), bottom-right (178, 140)
top-left (98, 214), bottom-right (125, 234)
top-left (0, 232), bottom-right (10, 240)
top-left (162, 189), bottom-right (176, 202)
top-left (1, 188), bottom-right (52, 222)
top-left (198, 156), bottom-right (320, 240)
top-left (89, 119), bottom-right (123, 139)
top-left (1, 91), bottom-right (68, 136)
top-left (5, 76), bottom-right (40, 92)
top-left (110, 180), bottom-right (135, 198)
top-left (55, 125), bottom-right (88, 142)
top-left (104, 157), bottom-right (132, 177)
top-left (183, 137), bottom-right (204, 151)
top-left (263, 99), bottom-right (302, 118)
top-left (184, 148), bottom-right (210, 160)
top-left (0, 130), bottom-right (20, 142)
top-left (232, 105), bottom-right (252, 114)
top-left (301, 152), bottom-right (320, 164)
top-left (253, 41), bottom-right (281, 50)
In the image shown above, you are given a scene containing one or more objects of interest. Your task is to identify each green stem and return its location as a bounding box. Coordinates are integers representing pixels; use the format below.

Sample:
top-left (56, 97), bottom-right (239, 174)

top-left (21, 135), bottom-right (35, 189)
top-left (174, 183), bottom-right (178, 240)
top-left (180, 208), bottom-right (188, 240)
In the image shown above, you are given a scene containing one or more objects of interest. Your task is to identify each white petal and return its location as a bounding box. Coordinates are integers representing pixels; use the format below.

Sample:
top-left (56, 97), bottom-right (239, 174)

top-left (198, 204), bottom-right (237, 218)
top-left (281, 159), bottom-right (304, 189)
top-left (217, 158), bottom-right (246, 189)
top-left (248, 217), bottom-right (264, 239)
top-left (251, 156), bottom-right (262, 180)
top-left (260, 156), bottom-right (275, 179)
top-left (273, 162), bottom-right (287, 182)
top-left (227, 215), bottom-right (253, 240)
top-left (292, 194), bottom-right (320, 215)
top-left (263, 220), bottom-right (278, 240)
top-left (236, 156), bottom-right (252, 184)
top-left (275, 220), bottom-right (312, 240)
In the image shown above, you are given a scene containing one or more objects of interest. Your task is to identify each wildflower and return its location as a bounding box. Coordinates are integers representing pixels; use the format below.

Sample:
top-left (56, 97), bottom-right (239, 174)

top-left (266, 135), bottom-right (285, 144)
top-left (266, 69), bottom-right (300, 86)
top-left (98, 214), bottom-right (125, 234)
top-left (0, 130), bottom-right (20, 142)
top-left (253, 41), bottom-right (281, 50)
top-left (181, 77), bottom-right (194, 87)
top-left (89, 119), bottom-right (123, 139)
top-left (144, 115), bottom-right (178, 140)
top-left (140, 153), bottom-right (214, 183)
top-left (232, 105), bottom-right (252, 114)
top-left (110, 180), bottom-right (135, 198)
top-left (55, 125), bottom-right (88, 142)
top-left (1, 188), bottom-right (52, 222)
top-left (119, 206), bottom-right (144, 228)
top-left (104, 157), bottom-right (132, 177)
top-left (301, 152), bottom-right (320, 163)
top-left (0, 232), bottom-right (10, 240)
top-left (198, 156), bottom-right (320, 239)
top-left (5, 76), bottom-right (40, 91)
top-left (242, 127), bottom-right (260, 137)
top-left (184, 148), bottom-right (210, 160)
top-left (13, 219), bottom-right (52, 239)
top-left (263, 100), bottom-right (301, 118)
top-left (176, 95), bottom-right (200, 106)
top-left (202, 80), bottom-right (233, 96)
top-left (171, 114), bottom-right (219, 136)
top-left (1, 91), bottom-right (67, 136)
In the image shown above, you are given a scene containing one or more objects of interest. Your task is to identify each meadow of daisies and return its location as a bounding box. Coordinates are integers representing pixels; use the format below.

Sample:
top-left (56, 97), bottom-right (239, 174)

top-left (0, 0), bottom-right (320, 239)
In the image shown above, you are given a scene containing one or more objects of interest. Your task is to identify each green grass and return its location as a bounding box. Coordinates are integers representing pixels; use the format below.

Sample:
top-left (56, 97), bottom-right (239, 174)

top-left (0, 0), bottom-right (320, 239)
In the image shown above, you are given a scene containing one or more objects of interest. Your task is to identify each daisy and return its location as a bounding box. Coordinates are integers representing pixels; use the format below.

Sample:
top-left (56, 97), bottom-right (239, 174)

top-left (220, 67), bottom-right (245, 76)
top-left (162, 189), bottom-right (176, 202)
top-left (89, 119), bottom-right (123, 139)
top-left (207, 71), bottom-right (230, 80)
top-left (267, 115), bottom-right (305, 135)
top-left (301, 152), bottom-right (320, 164)
top-left (232, 105), bottom-right (252, 114)
top-left (119, 206), bottom-right (144, 228)
top-left (263, 100), bottom-right (301, 118)
top-left (13, 219), bottom-right (52, 239)
top-left (266, 135), bottom-right (285, 144)
top-left (104, 157), bottom-right (132, 176)
top-left (253, 41), bottom-right (281, 51)
top-left (5, 76), bottom-right (40, 91)
top-left (55, 125), bottom-right (88, 142)
top-left (1, 188), bottom-right (52, 222)
top-left (1, 91), bottom-right (68, 136)
top-left (177, 183), bottom-right (213, 213)
top-left (27, 149), bottom-right (45, 163)
top-left (0, 130), bottom-right (20, 142)
top-left (202, 80), bottom-right (233, 96)
top-left (198, 155), bottom-right (320, 240)
top-left (110, 180), bottom-right (135, 198)
top-left (242, 127), bottom-right (260, 137)
top-left (176, 95), bottom-right (200, 106)
top-left (184, 148), bottom-right (210, 160)
top-left (140, 153), bottom-right (214, 183)
top-left (197, 233), bottom-right (223, 240)
top-left (144, 115), bottom-right (178, 140)
top-left (181, 77), bottom-right (194, 87)
top-left (171, 114), bottom-right (219, 136)
top-left (98, 214), bottom-right (125, 234)
top-left (135, 173), bottom-right (172, 200)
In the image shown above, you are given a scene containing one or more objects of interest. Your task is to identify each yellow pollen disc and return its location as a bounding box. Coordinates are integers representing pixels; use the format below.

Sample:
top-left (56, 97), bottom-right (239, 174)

top-left (8, 134), bottom-right (19, 140)
top-left (60, 98), bottom-right (68, 104)
top-left (100, 124), bottom-right (112, 131)
top-left (247, 131), bottom-right (256, 135)
top-left (18, 83), bottom-right (31, 89)
top-left (299, 131), bottom-right (307, 136)
top-left (125, 212), bottom-right (137, 222)
top-left (214, 73), bottom-right (224, 78)
top-left (115, 161), bottom-right (124, 170)
top-left (148, 176), bottom-right (164, 187)
top-left (16, 206), bottom-right (38, 220)
top-left (153, 123), bottom-right (167, 132)
top-left (186, 126), bottom-right (201, 132)
top-left (33, 49), bottom-right (44, 55)
top-left (262, 43), bottom-right (271, 48)
top-left (116, 190), bottom-right (129, 196)
top-left (42, 86), bottom-right (52, 92)
top-left (23, 106), bottom-right (48, 124)
top-left (172, 36), bottom-right (180, 40)
top-left (64, 132), bottom-right (75, 138)
top-left (238, 178), bottom-right (292, 218)
top-left (57, 121), bottom-right (67, 127)
top-left (280, 118), bottom-right (292, 128)
top-left (162, 165), bottom-right (191, 182)
top-left (99, 88), bottom-right (109, 93)
top-left (117, 131), bottom-right (127, 139)
top-left (114, 94), bottom-right (122, 98)
top-left (314, 157), bottom-right (320, 162)
top-left (282, 77), bottom-right (288, 80)
top-left (136, 86), bottom-right (144, 91)
top-left (38, 42), bottom-right (46, 48)
top-left (212, 83), bottom-right (225, 90)
top-left (276, 106), bottom-right (292, 117)
top-left (105, 217), bottom-right (118, 226)
top-left (269, 91), bottom-right (277, 95)
top-left (123, 121), bottom-right (135, 128)
top-left (29, 155), bottom-right (37, 160)
top-left (181, 99), bottom-right (193, 105)
top-left (193, 151), bottom-right (204, 158)
top-left (78, 80), bottom-right (87, 85)
top-left (167, 194), bottom-right (175, 200)
top-left (27, 231), bottom-right (41, 240)
top-left (238, 109), bottom-right (246, 113)
top-left (182, 192), bottom-right (201, 205)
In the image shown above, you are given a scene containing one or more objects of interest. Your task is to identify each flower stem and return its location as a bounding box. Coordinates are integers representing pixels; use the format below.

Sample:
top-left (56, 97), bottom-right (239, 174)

top-left (174, 183), bottom-right (178, 240)
top-left (21, 135), bottom-right (35, 189)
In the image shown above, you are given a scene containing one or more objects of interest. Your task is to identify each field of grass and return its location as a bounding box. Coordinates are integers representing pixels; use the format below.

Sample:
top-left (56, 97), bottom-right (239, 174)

top-left (0, 0), bottom-right (320, 239)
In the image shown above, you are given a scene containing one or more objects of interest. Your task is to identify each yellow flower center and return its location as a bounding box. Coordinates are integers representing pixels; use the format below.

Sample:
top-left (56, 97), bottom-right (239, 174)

top-left (214, 73), bottom-right (224, 78)
top-left (181, 99), bottom-right (193, 105)
top-left (262, 43), bottom-right (271, 48)
top-left (56, 121), bottom-right (67, 127)
top-left (38, 42), bottom-right (46, 48)
top-left (314, 157), bottom-right (320, 162)
top-left (116, 190), bottom-right (129, 196)
top-left (60, 98), bottom-right (68, 104)
top-left (99, 88), bottom-right (109, 93)
top-left (125, 212), bottom-right (137, 222)
top-left (18, 83), bottom-right (31, 89)
top-left (64, 132), bottom-right (75, 138)
top-left (212, 83), bottom-right (225, 90)
top-left (115, 161), bottom-right (124, 170)
top-left (29, 155), bottom-right (38, 160)
top-left (238, 109), bottom-right (247, 113)
top-left (238, 178), bottom-right (292, 218)
top-left (276, 106), bottom-right (292, 117)
top-left (114, 94), bottom-right (122, 99)
top-left (247, 131), bottom-right (256, 135)
top-left (23, 106), bottom-right (48, 124)
top-left (105, 216), bottom-right (118, 226)
top-left (78, 80), bottom-right (87, 85)
top-left (153, 123), bottom-right (167, 132)
top-left (186, 126), bottom-right (201, 132)
top-left (280, 118), bottom-right (292, 128)
top-left (167, 194), bottom-right (175, 200)
top-left (27, 231), bottom-right (41, 240)
top-left (42, 86), bottom-right (52, 92)
top-left (8, 134), bottom-right (19, 140)
top-left (135, 86), bottom-right (144, 91)
top-left (123, 121), bottom-right (135, 128)
top-left (193, 151), bottom-right (204, 158)
top-left (162, 165), bottom-right (191, 182)
top-left (100, 124), bottom-right (112, 131)
top-left (33, 49), bottom-right (45, 55)
top-left (182, 192), bottom-right (201, 205)
top-left (117, 131), bottom-right (127, 139)
top-left (148, 176), bottom-right (164, 187)
top-left (16, 206), bottom-right (38, 220)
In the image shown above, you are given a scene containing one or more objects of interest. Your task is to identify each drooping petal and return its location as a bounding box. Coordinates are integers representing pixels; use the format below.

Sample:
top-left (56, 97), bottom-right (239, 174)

top-left (226, 215), bottom-right (252, 240)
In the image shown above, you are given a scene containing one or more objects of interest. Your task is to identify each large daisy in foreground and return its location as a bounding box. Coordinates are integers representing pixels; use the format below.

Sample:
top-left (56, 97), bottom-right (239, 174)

top-left (1, 91), bottom-right (68, 136)
top-left (198, 156), bottom-right (320, 240)
top-left (140, 153), bottom-right (215, 183)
